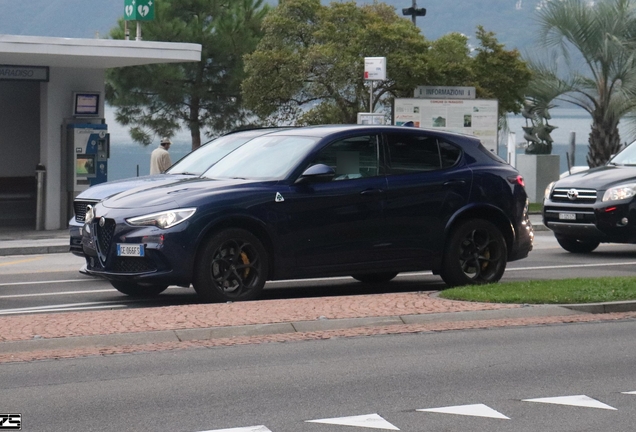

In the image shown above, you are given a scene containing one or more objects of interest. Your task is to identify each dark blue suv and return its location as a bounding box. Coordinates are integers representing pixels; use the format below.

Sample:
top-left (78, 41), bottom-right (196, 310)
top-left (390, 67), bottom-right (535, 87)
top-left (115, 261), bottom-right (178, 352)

top-left (79, 125), bottom-right (533, 302)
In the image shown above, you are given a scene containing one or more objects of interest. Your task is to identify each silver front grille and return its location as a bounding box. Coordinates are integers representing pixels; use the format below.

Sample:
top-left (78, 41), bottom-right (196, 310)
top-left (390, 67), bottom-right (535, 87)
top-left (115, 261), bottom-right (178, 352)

top-left (551, 188), bottom-right (597, 203)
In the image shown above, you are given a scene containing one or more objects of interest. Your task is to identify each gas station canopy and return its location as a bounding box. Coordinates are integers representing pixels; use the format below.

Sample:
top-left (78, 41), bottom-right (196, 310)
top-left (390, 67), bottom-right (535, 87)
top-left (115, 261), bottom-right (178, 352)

top-left (0, 34), bottom-right (201, 69)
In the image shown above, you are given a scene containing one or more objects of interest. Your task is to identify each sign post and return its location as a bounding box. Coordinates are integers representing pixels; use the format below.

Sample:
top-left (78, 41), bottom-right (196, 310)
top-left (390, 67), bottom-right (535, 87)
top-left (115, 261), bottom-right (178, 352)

top-left (364, 57), bottom-right (386, 113)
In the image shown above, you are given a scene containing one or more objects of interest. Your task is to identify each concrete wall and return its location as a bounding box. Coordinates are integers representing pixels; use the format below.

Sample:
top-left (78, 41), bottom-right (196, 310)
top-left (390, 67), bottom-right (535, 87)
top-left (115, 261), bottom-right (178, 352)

top-left (40, 67), bottom-right (105, 229)
top-left (516, 154), bottom-right (560, 203)
top-left (0, 81), bottom-right (40, 177)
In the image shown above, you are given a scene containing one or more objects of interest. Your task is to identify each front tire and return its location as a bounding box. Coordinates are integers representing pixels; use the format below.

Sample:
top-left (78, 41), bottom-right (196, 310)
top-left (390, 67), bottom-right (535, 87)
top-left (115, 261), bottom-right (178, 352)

top-left (440, 219), bottom-right (507, 287)
top-left (555, 236), bottom-right (600, 253)
top-left (110, 281), bottom-right (168, 297)
top-left (193, 228), bottom-right (268, 302)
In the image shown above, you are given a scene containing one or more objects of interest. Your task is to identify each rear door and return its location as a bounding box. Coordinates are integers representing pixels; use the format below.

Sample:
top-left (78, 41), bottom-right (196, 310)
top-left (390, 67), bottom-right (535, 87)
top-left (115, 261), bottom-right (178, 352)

top-left (381, 132), bottom-right (472, 267)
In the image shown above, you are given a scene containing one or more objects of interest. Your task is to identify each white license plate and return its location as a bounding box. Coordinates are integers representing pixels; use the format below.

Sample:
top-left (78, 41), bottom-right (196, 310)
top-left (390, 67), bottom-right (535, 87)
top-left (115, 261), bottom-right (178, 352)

top-left (558, 213), bottom-right (576, 220)
top-left (117, 244), bottom-right (145, 257)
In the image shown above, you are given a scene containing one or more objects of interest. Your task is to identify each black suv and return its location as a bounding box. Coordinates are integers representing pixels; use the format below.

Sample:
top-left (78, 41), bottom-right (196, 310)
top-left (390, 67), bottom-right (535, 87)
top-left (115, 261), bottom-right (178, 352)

top-left (543, 141), bottom-right (636, 252)
top-left (77, 125), bottom-right (533, 302)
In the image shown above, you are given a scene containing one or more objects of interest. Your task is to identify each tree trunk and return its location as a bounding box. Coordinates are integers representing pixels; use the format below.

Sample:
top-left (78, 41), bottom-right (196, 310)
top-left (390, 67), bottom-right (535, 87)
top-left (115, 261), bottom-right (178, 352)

top-left (586, 111), bottom-right (621, 168)
top-left (190, 97), bottom-right (201, 152)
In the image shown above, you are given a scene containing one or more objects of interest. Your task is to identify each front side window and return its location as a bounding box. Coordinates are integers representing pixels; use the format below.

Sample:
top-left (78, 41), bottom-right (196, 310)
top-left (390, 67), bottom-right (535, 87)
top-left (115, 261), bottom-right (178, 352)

top-left (386, 133), bottom-right (454, 174)
top-left (308, 135), bottom-right (380, 181)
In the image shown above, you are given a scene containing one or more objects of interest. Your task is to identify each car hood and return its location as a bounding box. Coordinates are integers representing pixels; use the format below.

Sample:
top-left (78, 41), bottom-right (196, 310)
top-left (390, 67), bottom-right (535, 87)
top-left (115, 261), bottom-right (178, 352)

top-left (75, 174), bottom-right (196, 201)
top-left (101, 177), bottom-right (264, 209)
top-left (555, 165), bottom-right (636, 189)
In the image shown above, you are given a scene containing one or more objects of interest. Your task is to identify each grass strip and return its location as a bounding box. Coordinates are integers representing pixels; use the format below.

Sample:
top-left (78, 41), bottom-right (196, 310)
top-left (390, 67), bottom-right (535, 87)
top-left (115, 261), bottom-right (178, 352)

top-left (439, 277), bottom-right (636, 304)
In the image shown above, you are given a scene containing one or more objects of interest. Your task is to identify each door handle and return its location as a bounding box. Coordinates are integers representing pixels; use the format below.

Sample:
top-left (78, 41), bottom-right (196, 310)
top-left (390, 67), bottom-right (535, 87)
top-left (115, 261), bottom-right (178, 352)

top-left (360, 189), bottom-right (384, 196)
top-left (443, 180), bottom-right (466, 188)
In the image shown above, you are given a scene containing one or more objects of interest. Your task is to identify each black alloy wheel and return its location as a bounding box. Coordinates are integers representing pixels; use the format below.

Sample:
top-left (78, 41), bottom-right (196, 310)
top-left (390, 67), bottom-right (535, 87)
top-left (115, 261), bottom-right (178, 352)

top-left (440, 219), bottom-right (507, 287)
top-left (555, 236), bottom-right (600, 253)
top-left (193, 228), bottom-right (268, 302)
top-left (352, 272), bottom-right (399, 284)
top-left (110, 281), bottom-right (168, 297)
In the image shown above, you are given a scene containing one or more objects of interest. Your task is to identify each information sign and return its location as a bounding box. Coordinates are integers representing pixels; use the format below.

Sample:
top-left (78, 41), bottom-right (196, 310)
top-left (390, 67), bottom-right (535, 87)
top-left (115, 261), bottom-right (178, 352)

top-left (394, 98), bottom-right (499, 153)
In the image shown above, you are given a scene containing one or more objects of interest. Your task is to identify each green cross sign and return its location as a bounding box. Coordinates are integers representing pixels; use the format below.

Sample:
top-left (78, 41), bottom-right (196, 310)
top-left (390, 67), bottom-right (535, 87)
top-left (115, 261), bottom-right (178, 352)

top-left (124, 0), bottom-right (155, 21)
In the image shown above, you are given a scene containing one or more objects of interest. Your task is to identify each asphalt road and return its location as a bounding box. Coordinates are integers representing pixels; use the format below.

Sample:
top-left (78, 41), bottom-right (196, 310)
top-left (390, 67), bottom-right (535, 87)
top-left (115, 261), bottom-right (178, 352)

top-left (1, 232), bottom-right (636, 315)
top-left (2, 319), bottom-right (636, 432)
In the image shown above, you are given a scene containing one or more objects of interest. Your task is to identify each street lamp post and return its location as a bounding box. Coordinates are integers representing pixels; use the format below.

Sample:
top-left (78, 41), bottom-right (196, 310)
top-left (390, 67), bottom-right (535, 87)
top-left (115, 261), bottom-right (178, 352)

top-left (402, 0), bottom-right (426, 26)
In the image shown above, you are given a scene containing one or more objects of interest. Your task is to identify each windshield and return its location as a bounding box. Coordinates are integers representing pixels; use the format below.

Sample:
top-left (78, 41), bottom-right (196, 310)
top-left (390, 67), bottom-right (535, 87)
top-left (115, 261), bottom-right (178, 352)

top-left (609, 141), bottom-right (636, 166)
top-left (202, 135), bottom-right (319, 180)
top-left (166, 133), bottom-right (259, 175)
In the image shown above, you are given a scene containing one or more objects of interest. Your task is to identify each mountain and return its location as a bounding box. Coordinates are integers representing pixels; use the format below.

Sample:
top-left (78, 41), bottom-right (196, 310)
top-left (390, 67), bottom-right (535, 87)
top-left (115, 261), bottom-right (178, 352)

top-left (0, 0), bottom-right (541, 53)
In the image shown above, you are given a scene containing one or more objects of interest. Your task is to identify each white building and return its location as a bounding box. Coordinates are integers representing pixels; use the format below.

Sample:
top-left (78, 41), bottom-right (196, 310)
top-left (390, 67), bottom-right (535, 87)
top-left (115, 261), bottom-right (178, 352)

top-left (0, 35), bottom-right (201, 230)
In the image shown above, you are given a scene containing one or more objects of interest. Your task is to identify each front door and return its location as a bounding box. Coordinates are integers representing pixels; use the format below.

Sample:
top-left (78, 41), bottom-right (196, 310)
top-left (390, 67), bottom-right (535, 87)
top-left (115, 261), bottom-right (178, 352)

top-left (281, 134), bottom-right (387, 274)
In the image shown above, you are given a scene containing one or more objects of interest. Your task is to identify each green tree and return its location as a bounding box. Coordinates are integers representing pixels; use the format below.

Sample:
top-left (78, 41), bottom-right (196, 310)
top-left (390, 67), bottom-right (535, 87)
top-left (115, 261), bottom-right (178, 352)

top-left (242, 0), bottom-right (530, 127)
top-left (242, 0), bottom-right (430, 125)
top-left (527, 0), bottom-right (636, 167)
top-left (426, 27), bottom-right (531, 120)
top-left (107, 0), bottom-right (268, 150)
top-left (472, 26), bottom-right (532, 119)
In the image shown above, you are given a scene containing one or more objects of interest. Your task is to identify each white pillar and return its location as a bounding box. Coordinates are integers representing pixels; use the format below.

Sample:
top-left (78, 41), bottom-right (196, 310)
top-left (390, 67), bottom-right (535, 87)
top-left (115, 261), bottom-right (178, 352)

top-left (507, 132), bottom-right (516, 168)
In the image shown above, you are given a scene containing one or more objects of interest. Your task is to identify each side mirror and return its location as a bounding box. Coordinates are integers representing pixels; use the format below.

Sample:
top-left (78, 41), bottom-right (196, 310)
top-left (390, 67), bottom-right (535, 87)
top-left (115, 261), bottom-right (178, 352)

top-left (295, 164), bottom-right (335, 184)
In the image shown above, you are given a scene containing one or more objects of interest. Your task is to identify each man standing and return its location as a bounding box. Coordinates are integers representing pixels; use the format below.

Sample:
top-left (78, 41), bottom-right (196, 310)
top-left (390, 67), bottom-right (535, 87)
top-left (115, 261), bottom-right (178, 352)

top-left (150, 137), bottom-right (172, 174)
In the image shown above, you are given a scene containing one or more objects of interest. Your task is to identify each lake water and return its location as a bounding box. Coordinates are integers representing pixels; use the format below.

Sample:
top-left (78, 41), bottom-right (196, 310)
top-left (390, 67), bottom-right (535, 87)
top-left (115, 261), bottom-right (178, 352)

top-left (105, 106), bottom-right (630, 181)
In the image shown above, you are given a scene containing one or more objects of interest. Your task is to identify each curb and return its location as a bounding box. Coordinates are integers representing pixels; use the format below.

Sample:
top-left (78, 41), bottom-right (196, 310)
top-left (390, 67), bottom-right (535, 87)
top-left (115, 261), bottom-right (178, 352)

top-left (564, 300), bottom-right (636, 314)
top-left (0, 245), bottom-right (68, 256)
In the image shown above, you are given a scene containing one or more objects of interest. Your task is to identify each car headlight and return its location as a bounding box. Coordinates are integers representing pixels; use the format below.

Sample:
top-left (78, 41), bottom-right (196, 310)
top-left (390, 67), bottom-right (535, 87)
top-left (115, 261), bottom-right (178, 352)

top-left (84, 205), bottom-right (95, 224)
top-left (544, 181), bottom-right (556, 201)
top-left (602, 183), bottom-right (636, 202)
top-left (126, 208), bottom-right (196, 229)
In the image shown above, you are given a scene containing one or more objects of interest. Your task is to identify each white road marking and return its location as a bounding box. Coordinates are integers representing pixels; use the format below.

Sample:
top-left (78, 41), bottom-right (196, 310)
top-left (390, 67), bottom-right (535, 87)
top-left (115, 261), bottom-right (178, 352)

top-left (0, 279), bottom-right (93, 287)
top-left (417, 403), bottom-right (510, 419)
top-left (306, 413), bottom-right (400, 430)
top-left (507, 261), bottom-right (636, 271)
top-left (522, 395), bottom-right (617, 410)
top-left (198, 427), bottom-right (272, 432)
top-left (0, 301), bottom-right (129, 315)
top-left (621, 391), bottom-right (636, 394)
top-left (0, 288), bottom-right (116, 298)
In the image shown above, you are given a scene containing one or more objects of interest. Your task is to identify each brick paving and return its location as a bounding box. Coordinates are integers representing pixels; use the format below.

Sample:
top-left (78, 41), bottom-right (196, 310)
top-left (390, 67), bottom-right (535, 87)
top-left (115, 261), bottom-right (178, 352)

top-left (0, 292), bottom-right (518, 342)
top-left (2, 290), bottom-right (636, 364)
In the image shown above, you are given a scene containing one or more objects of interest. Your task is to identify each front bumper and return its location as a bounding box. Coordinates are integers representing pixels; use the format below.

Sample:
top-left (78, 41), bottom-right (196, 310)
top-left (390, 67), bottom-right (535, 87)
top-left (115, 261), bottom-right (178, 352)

top-left (543, 199), bottom-right (636, 242)
top-left (80, 216), bottom-right (195, 286)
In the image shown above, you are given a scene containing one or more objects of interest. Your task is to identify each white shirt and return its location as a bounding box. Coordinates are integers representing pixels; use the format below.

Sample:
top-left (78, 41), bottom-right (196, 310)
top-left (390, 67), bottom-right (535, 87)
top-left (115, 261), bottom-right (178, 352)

top-left (149, 146), bottom-right (172, 175)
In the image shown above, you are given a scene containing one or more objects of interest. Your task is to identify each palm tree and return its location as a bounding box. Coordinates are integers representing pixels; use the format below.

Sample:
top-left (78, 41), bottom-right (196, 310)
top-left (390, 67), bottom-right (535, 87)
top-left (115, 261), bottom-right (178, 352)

top-left (527, 0), bottom-right (636, 167)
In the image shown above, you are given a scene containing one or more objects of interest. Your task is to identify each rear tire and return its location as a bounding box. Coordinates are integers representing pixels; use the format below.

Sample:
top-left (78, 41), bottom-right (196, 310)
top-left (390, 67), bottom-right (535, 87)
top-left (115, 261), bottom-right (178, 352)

top-left (110, 281), bottom-right (168, 297)
top-left (193, 228), bottom-right (268, 302)
top-left (352, 272), bottom-right (398, 284)
top-left (556, 236), bottom-right (599, 253)
top-left (440, 219), bottom-right (507, 287)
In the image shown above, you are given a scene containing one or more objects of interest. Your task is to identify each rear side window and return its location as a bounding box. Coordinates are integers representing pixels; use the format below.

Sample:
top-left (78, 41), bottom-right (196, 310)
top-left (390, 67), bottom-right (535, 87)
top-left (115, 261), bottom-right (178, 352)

top-left (385, 133), bottom-right (461, 174)
top-left (478, 143), bottom-right (507, 164)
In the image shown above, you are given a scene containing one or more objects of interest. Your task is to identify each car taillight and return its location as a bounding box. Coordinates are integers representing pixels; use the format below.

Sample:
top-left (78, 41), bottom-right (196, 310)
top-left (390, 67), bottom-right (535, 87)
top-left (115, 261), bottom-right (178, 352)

top-left (508, 175), bottom-right (525, 187)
